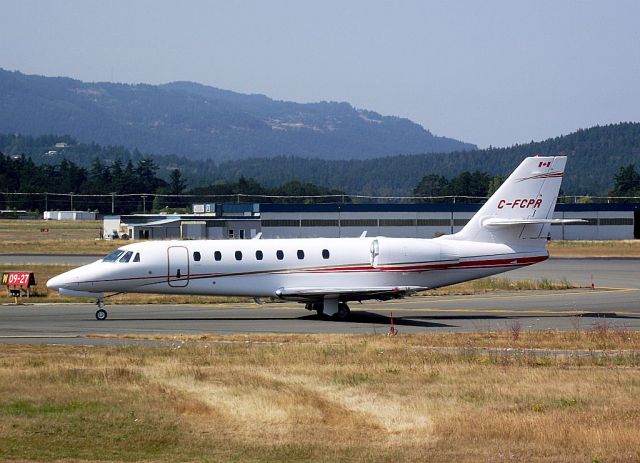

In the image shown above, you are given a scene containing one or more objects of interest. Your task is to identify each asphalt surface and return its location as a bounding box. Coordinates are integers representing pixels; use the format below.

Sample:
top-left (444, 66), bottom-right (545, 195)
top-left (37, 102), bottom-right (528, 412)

top-left (0, 257), bottom-right (638, 344)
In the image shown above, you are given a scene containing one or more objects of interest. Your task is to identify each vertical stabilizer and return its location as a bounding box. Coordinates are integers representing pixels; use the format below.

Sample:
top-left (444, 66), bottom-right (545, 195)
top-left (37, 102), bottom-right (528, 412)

top-left (449, 156), bottom-right (567, 244)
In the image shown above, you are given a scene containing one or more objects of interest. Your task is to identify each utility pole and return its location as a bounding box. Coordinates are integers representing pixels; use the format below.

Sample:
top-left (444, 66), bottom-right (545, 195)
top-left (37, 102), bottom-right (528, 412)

top-left (44, 193), bottom-right (48, 211)
top-left (70, 192), bottom-right (74, 211)
top-left (111, 192), bottom-right (115, 214)
top-left (141, 195), bottom-right (147, 214)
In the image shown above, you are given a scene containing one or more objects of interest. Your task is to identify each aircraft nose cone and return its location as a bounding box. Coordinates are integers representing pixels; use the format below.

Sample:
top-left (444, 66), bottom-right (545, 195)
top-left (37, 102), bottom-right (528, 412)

top-left (46, 274), bottom-right (67, 291)
top-left (46, 275), bottom-right (61, 291)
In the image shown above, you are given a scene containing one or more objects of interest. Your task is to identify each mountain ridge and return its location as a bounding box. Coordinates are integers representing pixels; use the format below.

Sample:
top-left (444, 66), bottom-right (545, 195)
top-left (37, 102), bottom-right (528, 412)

top-left (0, 69), bottom-right (475, 161)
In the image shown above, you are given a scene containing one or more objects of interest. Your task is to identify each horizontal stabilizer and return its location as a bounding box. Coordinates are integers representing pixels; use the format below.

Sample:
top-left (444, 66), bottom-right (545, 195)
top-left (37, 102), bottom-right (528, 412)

top-left (482, 218), bottom-right (586, 228)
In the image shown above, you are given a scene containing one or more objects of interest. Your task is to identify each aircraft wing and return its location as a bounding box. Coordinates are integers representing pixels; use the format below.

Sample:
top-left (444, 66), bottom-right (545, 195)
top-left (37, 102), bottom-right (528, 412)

top-left (274, 285), bottom-right (425, 302)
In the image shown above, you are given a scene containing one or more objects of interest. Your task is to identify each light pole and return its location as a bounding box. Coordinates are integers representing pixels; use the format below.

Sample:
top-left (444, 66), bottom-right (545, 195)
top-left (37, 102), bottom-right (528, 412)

top-left (141, 195), bottom-right (147, 214)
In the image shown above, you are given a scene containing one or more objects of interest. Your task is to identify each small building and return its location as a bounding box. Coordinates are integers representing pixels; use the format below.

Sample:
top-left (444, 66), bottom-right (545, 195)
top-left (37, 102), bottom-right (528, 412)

top-left (44, 211), bottom-right (97, 221)
top-left (103, 214), bottom-right (261, 241)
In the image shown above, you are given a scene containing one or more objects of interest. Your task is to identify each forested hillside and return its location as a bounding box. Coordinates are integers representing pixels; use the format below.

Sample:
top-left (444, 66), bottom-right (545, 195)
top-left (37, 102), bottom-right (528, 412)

top-left (0, 69), bottom-right (474, 161)
top-left (203, 122), bottom-right (640, 195)
top-left (1, 122), bottom-right (639, 196)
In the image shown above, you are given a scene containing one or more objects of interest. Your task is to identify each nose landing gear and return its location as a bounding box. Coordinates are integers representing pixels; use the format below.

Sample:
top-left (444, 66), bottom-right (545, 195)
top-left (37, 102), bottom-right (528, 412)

top-left (95, 298), bottom-right (107, 321)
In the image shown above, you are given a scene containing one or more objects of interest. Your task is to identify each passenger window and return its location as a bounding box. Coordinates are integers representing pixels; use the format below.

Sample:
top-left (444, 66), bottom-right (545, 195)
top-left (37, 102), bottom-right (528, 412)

top-left (276, 250), bottom-right (284, 260)
top-left (119, 251), bottom-right (133, 263)
top-left (322, 249), bottom-right (330, 259)
top-left (133, 253), bottom-right (140, 263)
top-left (235, 251), bottom-right (243, 261)
top-left (297, 250), bottom-right (304, 259)
top-left (256, 250), bottom-right (263, 260)
top-left (193, 251), bottom-right (201, 262)
top-left (214, 251), bottom-right (222, 261)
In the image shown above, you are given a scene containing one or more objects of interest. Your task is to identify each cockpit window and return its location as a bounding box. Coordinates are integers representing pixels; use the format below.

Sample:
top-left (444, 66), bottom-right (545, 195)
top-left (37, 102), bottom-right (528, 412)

top-left (119, 251), bottom-right (133, 263)
top-left (133, 253), bottom-right (140, 263)
top-left (103, 250), bottom-right (125, 262)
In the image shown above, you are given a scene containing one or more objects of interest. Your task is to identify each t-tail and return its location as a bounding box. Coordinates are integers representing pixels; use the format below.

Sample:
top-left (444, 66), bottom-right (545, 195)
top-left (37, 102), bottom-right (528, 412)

top-left (445, 156), bottom-right (576, 245)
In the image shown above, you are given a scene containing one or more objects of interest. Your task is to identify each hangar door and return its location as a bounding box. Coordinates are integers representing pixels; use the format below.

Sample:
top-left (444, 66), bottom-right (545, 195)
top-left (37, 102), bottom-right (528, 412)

top-left (167, 246), bottom-right (189, 287)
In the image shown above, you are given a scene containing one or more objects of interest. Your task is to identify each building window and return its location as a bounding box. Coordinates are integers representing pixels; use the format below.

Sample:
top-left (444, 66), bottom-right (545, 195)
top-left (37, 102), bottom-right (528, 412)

top-left (571, 218), bottom-right (598, 226)
top-left (239, 229), bottom-right (245, 239)
top-left (214, 251), bottom-right (222, 261)
top-left (262, 220), bottom-right (300, 227)
top-left (379, 219), bottom-right (416, 227)
top-left (228, 229), bottom-right (235, 238)
top-left (340, 219), bottom-right (377, 227)
top-left (599, 218), bottom-right (634, 226)
top-left (301, 219), bottom-right (339, 227)
top-left (417, 219), bottom-right (450, 226)
top-left (256, 250), bottom-right (263, 260)
top-left (193, 251), bottom-right (201, 262)
top-left (297, 250), bottom-right (305, 259)
top-left (276, 250), bottom-right (284, 260)
top-left (322, 249), bottom-right (330, 259)
top-left (235, 251), bottom-right (243, 261)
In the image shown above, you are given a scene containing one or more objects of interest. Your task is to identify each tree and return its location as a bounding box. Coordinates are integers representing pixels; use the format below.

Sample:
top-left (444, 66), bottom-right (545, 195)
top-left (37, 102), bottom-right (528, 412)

top-left (168, 169), bottom-right (187, 196)
top-left (413, 174), bottom-right (450, 201)
top-left (135, 157), bottom-right (162, 193)
top-left (487, 175), bottom-right (506, 196)
top-left (611, 164), bottom-right (640, 197)
top-left (166, 169), bottom-right (188, 208)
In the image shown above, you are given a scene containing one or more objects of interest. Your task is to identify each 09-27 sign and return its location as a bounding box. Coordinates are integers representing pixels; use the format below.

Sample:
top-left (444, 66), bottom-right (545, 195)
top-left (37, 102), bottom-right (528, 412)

top-left (2, 271), bottom-right (36, 287)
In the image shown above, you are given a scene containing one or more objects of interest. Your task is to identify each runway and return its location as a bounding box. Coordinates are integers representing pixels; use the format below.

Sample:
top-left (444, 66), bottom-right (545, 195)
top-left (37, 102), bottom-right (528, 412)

top-left (0, 257), bottom-right (638, 344)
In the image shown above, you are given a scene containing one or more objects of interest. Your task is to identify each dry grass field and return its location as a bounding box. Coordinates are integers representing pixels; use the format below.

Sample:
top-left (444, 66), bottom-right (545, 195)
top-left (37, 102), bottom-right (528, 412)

top-left (0, 333), bottom-right (638, 462)
top-left (547, 239), bottom-right (640, 257)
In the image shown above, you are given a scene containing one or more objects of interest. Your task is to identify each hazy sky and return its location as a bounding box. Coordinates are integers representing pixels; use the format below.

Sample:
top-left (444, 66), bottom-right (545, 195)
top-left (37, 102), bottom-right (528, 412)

top-left (1, 0), bottom-right (639, 148)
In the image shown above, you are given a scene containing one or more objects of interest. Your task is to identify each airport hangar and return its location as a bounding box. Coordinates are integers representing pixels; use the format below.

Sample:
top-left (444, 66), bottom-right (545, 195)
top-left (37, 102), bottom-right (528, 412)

top-left (103, 202), bottom-right (640, 241)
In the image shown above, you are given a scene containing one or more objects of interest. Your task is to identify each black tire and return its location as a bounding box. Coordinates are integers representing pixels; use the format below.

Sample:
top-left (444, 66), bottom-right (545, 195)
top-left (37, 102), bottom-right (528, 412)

top-left (334, 303), bottom-right (351, 320)
top-left (95, 308), bottom-right (108, 321)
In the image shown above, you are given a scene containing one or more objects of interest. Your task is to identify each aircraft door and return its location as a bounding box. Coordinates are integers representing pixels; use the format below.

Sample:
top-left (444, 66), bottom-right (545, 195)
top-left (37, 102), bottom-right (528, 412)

top-left (167, 246), bottom-right (189, 287)
top-left (370, 240), bottom-right (380, 268)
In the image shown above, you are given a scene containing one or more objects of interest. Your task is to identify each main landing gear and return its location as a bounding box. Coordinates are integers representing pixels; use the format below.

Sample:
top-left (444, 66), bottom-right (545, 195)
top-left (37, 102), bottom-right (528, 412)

top-left (95, 298), bottom-right (107, 321)
top-left (305, 301), bottom-right (351, 320)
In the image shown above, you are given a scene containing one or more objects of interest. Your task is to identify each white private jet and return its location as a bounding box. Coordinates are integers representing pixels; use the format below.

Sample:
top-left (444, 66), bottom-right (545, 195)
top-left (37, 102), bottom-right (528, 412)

top-left (47, 156), bottom-right (577, 321)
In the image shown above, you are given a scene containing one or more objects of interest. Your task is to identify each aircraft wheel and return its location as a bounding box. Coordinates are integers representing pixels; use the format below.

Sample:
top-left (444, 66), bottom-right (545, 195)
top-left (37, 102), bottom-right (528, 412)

top-left (95, 308), bottom-right (108, 321)
top-left (334, 302), bottom-right (351, 320)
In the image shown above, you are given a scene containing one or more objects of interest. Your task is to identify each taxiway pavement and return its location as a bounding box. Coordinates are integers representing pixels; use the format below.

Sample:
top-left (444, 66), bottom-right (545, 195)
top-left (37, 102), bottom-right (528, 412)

top-left (0, 257), bottom-right (638, 344)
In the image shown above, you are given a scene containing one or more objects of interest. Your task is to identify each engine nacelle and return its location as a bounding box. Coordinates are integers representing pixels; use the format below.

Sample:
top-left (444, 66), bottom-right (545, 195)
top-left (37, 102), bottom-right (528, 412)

top-left (371, 238), bottom-right (459, 268)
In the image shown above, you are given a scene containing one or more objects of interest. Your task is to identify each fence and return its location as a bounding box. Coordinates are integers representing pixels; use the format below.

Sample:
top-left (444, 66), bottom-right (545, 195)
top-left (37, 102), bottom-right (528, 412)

top-left (1, 191), bottom-right (640, 215)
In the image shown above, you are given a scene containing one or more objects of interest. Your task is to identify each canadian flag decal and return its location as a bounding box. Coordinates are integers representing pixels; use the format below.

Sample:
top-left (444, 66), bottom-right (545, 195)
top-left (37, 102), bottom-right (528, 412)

top-left (538, 161), bottom-right (551, 168)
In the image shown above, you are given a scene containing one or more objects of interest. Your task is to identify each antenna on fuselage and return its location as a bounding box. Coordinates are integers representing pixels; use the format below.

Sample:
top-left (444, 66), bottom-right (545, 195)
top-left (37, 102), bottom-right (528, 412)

top-left (360, 231), bottom-right (367, 238)
top-left (253, 232), bottom-right (263, 239)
